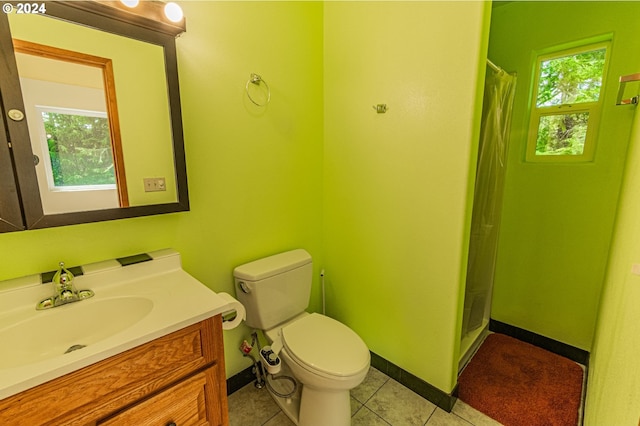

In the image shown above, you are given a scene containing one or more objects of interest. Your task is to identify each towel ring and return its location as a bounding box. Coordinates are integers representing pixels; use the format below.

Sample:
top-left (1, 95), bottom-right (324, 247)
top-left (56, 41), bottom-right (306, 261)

top-left (246, 73), bottom-right (271, 107)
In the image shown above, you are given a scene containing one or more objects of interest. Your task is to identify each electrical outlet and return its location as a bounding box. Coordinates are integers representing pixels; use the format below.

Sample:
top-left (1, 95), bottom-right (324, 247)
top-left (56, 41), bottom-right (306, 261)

top-left (143, 177), bottom-right (166, 192)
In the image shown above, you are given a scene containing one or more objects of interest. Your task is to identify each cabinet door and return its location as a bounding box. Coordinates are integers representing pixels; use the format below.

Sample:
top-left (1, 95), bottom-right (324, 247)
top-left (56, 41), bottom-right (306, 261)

top-left (0, 14), bottom-right (26, 232)
top-left (0, 13), bottom-right (44, 230)
top-left (0, 112), bottom-right (24, 232)
top-left (0, 317), bottom-right (226, 426)
top-left (99, 366), bottom-right (220, 426)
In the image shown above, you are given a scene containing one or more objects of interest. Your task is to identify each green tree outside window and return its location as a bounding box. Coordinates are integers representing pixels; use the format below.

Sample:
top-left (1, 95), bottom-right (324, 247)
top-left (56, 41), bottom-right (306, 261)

top-left (42, 111), bottom-right (116, 187)
top-left (527, 43), bottom-right (609, 161)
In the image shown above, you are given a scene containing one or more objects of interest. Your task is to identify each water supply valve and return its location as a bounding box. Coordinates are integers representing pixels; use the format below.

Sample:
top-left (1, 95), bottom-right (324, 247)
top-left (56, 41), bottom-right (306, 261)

top-left (240, 340), bottom-right (253, 355)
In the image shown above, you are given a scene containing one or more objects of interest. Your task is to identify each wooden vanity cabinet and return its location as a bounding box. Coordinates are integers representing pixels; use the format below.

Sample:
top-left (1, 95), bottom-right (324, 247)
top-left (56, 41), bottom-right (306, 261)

top-left (0, 315), bottom-right (229, 426)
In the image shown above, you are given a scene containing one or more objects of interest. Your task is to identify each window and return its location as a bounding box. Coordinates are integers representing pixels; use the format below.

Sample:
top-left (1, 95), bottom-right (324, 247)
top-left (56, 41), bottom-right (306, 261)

top-left (38, 107), bottom-right (116, 191)
top-left (526, 42), bottom-right (609, 162)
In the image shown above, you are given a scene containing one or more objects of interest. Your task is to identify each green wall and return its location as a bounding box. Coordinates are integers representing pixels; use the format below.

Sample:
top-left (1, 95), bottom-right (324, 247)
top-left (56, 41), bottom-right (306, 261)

top-left (489, 2), bottom-right (639, 350)
top-left (0, 1), bottom-right (324, 378)
top-left (587, 103), bottom-right (640, 425)
top-left (1, 2), bottom-right (636, 418)
top-left (323, 1), bottom-right (489, 393)
top-left (0, 1), bottom-right (493, 393)
top-left (173, 1), bottom-right (324, 376)
top-left (0, 1), bottom-right (490, 393)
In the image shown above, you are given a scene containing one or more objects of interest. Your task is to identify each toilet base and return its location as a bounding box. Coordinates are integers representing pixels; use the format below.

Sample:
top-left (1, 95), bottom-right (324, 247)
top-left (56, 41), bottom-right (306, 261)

top-left (266, 362), bottom-right (351, 426)
top-left (268, 383), bottom-right (351, 426)
top-left (265, 362), bottom-right (301, 424)
top-left (299, 386), bottom-right (351, 426)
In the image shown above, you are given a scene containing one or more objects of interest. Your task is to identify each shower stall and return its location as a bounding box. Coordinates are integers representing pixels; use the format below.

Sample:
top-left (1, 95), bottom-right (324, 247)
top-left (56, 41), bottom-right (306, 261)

top-left (459, 60), bottom-right (516, 370)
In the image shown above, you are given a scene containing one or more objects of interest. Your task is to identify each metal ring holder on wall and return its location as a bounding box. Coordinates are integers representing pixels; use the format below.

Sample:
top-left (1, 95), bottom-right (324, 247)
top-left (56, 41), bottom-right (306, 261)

top-left (245, 73), bottom-right (271, 107)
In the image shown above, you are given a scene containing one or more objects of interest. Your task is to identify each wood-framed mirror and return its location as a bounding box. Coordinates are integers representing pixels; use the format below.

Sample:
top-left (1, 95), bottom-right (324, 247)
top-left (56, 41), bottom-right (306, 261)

top-left (0, 1), bottom-right (189, 232)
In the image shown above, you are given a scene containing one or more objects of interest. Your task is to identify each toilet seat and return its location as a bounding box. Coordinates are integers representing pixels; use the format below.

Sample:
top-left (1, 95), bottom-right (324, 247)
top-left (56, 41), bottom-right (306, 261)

top-left (281, 313), bottom-right (369, 378)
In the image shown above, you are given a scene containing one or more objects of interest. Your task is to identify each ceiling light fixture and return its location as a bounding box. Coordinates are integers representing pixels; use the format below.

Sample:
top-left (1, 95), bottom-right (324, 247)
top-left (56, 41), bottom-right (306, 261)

top-left (164, 2), bottom-right (184, 23)
top-left (119, 0), bottom-right (139, 8)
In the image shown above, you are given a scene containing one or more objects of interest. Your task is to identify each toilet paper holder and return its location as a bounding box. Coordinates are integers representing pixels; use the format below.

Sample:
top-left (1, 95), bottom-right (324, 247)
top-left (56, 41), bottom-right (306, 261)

top-left (217, 292), bottom-right (246, 330)
top-left (221, 310), bottom-right (238, 323)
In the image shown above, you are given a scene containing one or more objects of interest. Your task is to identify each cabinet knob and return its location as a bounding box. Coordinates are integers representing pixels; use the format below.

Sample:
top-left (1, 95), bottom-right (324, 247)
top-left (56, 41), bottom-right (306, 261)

top-left (166, 422), bottom-right (176, 426)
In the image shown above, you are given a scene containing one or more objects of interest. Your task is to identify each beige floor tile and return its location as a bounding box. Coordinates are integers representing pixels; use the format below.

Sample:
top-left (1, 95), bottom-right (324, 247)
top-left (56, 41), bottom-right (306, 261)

top-left (352, 405), bottom-right (392, 425)
top-left (228, 384), bottom-right (280, 426)
top-left (426, 408), bottom-right (473, 426)
top-left (229, 367), bottom-right (481, 426)
top-left (452, 400), bottom-right (503, 426)
top-left (351, 367), bottom-right (390, 403)
top-left (263, 411), bottom-right (296, 426)
top-left (365, 379), bottom-right (437, 426)
top-left (351, 395), bottom-right (364, 416)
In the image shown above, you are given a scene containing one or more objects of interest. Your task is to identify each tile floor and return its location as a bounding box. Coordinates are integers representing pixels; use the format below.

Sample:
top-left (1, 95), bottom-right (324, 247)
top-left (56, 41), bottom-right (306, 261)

top-left (228, 367), bottom-right (503, 426)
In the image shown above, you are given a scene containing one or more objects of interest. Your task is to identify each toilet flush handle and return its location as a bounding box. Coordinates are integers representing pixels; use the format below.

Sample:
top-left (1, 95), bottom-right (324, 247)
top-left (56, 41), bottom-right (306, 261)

top-left (239, 281), bottom-right (251, 294)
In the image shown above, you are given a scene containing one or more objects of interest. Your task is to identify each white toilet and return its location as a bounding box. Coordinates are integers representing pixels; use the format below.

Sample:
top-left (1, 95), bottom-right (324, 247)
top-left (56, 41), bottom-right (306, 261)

top-left (234, 249), bottom-right (370, 426)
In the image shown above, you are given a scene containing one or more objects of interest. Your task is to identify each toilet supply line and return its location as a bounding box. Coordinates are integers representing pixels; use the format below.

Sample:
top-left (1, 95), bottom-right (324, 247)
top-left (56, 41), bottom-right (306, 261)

top-left (258, 334), bottom-right (297, 398)
top-left (240, 331), bottom-right (298, 398)
top-left (238, 332), bottom-right (265, 389)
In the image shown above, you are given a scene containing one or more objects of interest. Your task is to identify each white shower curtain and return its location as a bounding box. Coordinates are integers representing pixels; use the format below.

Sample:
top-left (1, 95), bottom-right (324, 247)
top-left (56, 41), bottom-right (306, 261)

top-left (461, 66), bottom-right (516, 337)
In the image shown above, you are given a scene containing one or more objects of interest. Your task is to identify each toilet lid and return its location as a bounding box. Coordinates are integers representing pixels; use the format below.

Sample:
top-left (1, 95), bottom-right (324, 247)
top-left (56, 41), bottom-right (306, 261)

top-left (281, 313), bottom-right (369, 377)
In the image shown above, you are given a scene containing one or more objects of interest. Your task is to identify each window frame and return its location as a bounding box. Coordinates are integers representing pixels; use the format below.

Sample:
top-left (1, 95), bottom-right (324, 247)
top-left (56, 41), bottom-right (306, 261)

top-left (13, 37), bottom-right (130, 207)
top-left (526, 41), bottom-right (610, 163)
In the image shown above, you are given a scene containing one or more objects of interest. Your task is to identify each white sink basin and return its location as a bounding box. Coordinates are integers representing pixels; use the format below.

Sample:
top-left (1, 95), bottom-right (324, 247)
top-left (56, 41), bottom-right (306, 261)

top-left (0, 249), bottom-right (243, 400)
top-left (0, 297), bottom-right (153, 369)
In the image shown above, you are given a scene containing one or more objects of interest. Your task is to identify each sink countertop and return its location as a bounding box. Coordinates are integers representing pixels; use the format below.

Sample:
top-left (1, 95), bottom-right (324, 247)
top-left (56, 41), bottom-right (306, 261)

top-left (0, 249), bottom-right (239, 400)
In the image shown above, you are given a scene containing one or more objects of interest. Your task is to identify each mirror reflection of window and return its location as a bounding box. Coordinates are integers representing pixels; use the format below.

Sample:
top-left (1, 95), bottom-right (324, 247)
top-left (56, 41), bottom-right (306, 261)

top-left (39, 107), bottom-right (116, 190)
top-left (13, 39), bottom-right (128, 214)
top-left (8, 11), bottom-right (179, 212)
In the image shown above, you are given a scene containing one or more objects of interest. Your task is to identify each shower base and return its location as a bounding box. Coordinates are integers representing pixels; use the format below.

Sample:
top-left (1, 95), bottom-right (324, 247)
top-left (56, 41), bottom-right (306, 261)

top-left (458, 319), bottom-right (489, 373)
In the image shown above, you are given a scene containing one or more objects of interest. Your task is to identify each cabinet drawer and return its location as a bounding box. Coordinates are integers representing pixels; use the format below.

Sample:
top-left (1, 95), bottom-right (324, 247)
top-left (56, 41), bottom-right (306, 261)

top-left (100, 368), bottom-right (214, 426)
top-left (0, 316), bottom-right (224, 426)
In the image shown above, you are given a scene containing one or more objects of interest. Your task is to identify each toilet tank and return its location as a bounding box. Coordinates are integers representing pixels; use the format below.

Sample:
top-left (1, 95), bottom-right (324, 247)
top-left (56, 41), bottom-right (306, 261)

top-left (233, 249), bottom-right (312, 330)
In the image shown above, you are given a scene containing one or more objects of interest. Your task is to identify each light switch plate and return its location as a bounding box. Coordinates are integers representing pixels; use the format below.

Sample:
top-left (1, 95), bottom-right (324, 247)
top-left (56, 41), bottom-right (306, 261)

top-left (143, 177), bottom-right (166, 192)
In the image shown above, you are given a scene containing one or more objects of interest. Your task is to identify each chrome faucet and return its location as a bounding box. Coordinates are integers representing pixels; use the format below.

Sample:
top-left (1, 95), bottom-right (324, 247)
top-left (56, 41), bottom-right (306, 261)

top-left (36, 262), bottom-right (94, 310)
